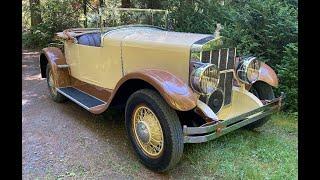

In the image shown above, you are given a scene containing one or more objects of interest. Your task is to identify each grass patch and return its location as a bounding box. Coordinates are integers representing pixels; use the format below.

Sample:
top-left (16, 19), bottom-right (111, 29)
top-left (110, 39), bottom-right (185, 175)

top-left (41, 112), bottom-right (297, 179)
top-left (176, 112), bottom-right (297, 179)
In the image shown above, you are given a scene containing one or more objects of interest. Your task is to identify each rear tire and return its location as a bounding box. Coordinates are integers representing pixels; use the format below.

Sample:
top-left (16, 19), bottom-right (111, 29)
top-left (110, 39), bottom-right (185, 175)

top-left (244, 81), bottom-right (275, 130)
top-left (125, 89), bottom-right (184, 172)
top-left (46, 64), bottom-right (67, 103)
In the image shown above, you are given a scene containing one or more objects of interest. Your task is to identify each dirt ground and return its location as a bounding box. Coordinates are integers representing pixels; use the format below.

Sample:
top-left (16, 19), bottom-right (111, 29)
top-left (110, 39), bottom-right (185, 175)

top-left (22, 50), bottom-right (193, 179)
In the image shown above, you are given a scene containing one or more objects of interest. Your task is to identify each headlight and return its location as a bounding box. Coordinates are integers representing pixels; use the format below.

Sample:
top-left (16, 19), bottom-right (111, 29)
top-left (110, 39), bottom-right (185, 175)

top-left (236, 56), bottom-right (261, 84)
top-left (190, 63), bottom-right (220, 95)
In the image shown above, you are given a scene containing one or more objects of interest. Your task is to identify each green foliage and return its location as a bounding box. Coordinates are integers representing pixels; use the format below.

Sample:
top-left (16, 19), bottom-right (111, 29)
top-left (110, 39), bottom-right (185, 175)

top-left (276, 43), bottom-right (298, 112)
top-left (22, 0), bottom-right (298, 112)
top-left (23, 0), bottom-right (82, 49)
top-left (22, 24), bottom-right (52, 49)
top-left (166, 0), bottom-right (297, 112)
top-left (181, 112), bottom-right (297, 179)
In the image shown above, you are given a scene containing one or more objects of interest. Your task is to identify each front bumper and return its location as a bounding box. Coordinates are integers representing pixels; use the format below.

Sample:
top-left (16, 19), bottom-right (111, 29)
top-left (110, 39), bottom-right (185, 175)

top-left (183, 92), bottom-right (285, 143)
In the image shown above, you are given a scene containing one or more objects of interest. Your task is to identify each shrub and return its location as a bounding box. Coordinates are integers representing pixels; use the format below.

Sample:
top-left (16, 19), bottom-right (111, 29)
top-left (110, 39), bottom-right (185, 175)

top-left (22, 0), bottom-right (82, 49)
top-left (276, 43), bottom-right (298, 112)
top-left (22, 24), bottom-right (53, 49)
top-left (167, 0), bottom-right (297, 112)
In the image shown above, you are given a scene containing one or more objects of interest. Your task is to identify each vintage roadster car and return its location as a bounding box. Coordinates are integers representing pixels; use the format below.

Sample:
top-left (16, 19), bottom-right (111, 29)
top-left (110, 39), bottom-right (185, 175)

top-left (39, 24), bottom-right (284, 172)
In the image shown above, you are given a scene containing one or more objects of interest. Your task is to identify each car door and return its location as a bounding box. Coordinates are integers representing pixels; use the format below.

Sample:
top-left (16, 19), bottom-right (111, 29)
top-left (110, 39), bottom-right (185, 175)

top-left (64, 41), bottom-right (81, 79)
top-left (77, 35), bottom-right (123, 90)
top-left (77, 45), bottom-right (103, 86)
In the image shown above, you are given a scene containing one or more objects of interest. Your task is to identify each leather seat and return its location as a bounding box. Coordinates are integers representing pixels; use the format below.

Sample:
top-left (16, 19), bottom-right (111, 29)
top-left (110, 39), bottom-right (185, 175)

top-left (77, 33), bottom-right (101, 47)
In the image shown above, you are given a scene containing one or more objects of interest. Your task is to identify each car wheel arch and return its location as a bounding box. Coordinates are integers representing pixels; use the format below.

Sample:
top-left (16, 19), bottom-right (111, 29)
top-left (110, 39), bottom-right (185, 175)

top-left (107, 70), bottom-right (198, 113)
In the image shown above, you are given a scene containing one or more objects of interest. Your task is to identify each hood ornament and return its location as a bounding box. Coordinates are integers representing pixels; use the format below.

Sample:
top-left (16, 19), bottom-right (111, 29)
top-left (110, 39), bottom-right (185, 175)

top-left (214, 23), bottom-right (222, 38)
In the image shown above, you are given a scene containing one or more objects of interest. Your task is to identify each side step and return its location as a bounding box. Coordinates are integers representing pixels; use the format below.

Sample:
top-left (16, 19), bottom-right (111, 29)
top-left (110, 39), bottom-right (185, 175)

top-left (57, 87), bottom-right (106, 110)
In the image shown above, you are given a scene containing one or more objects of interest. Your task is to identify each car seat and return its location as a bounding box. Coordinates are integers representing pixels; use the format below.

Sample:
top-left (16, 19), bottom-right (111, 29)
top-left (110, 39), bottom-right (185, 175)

top-left (77, 32), bottom-right (101, 47)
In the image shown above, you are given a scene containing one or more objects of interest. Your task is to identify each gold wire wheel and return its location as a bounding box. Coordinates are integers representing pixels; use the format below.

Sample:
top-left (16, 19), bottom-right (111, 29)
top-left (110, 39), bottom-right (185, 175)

top-left (132, 105), bottom-right (164, 158)
top-left (48, 70), bottom-right (57, 96)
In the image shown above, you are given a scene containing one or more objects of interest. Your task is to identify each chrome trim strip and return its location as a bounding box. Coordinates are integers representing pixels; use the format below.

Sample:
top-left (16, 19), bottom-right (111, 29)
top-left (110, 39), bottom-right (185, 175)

top-left (120, 41), bottom-right (125, 76)
top-left (182, 92), bottom-right (285, 143)
top-left (217, 49), bottom-right (221, 68)
top-left (220, 69), bottom-right (234, 73)
top-left (57, 64), bottom-right (70, 68)
top-left (184, 109), bottom-right (275, 143)
top-left (225, 48), bottom-right (229, 69)
top-left (190, 36), bottom-right (223, 52)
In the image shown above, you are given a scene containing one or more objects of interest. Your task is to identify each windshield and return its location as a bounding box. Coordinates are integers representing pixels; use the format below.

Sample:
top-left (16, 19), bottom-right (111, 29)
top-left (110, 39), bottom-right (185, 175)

top-left (85, 7), bottom-right (169, 32)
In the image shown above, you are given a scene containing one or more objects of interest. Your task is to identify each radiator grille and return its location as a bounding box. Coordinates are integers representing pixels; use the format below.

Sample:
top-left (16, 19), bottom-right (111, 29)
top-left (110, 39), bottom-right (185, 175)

top-left (200, 48), bottom-right (236, 107)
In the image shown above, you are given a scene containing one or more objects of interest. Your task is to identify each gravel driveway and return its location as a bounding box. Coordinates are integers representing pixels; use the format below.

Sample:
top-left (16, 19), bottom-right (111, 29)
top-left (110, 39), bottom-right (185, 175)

top-left (22, 50), bottom-right (188, 179)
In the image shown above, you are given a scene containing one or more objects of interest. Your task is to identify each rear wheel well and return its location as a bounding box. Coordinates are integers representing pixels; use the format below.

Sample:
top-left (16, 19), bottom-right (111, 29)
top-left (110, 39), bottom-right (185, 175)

top-left (40, 53), bottom-right (48, 78)
top-left (109, 79), bottom-right (156, 109)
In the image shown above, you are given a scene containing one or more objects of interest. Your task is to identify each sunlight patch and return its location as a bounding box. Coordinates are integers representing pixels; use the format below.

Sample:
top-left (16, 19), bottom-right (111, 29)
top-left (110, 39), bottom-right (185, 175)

top-left (24, 74), bottom-right (41, 81)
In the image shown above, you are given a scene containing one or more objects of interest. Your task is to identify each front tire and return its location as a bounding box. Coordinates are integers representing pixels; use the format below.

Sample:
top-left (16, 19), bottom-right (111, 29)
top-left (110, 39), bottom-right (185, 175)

top-left (46, 64), bottom-right (67, 103)
top-left (125, 89), bottom-right (184, 172)
top-left (245, 81), bottom-right (275, 130)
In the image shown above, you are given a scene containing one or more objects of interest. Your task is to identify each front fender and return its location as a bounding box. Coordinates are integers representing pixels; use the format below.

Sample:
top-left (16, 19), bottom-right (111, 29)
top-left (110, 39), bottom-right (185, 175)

top-left (89, 69), bottom-right (198, 114)
top-left (258, 62), bottom-right (279, 88)
top-left (40, 47), bottom-right (71, 87)
top-left (119, 69), bottom-right (198, 111)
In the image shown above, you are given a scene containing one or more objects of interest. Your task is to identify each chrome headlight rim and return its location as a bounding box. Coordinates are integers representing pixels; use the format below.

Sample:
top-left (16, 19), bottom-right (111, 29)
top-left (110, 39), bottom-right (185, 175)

top-left (236, 56), bottom-right (261, 84)
top-left (190, 63), bottom-right (220, 95)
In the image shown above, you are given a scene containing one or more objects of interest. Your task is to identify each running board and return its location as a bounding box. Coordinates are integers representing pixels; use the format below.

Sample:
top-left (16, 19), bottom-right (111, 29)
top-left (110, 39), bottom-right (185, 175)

top-left (57, 87), bottom-right (106, 110)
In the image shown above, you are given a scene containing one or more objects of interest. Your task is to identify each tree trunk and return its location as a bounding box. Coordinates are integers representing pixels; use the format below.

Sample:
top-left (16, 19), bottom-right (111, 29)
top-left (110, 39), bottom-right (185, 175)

top-left (29, 0), bottom-right (42, 27)
top-left (121, 0), bottom-right (131, 8)
top-left (83, 0), bottom-right (87, 27)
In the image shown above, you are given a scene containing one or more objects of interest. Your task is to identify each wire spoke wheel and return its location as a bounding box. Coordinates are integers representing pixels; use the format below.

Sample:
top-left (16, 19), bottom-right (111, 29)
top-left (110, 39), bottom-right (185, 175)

top-left (125, 89), bottom-right (184, 172)
top-left (46, 64), bottom-right (66, 103)
top-left (132, 105), bottom-right (164, 158)
top-left (48, 69), bottom-right (57, 96)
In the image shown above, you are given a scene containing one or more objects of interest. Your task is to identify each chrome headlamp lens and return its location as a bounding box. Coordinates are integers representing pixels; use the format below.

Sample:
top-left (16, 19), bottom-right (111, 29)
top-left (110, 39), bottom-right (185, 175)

top-left (190, 63), bottom-right (220, 95)
top-left (236, 56), bottom-right (261, 84)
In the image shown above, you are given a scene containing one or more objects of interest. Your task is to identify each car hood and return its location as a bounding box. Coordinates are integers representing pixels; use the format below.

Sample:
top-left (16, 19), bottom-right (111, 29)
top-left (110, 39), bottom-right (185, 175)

top-left (103, 26), bottom-right (213, 48)
top-left (101, 26), bottom-right (221, 83)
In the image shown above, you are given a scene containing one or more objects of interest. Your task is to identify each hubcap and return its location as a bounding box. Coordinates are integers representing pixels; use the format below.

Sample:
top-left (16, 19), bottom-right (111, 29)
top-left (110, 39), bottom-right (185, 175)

top-left (132, 105), bottom-right (164, 158)
top-left (136, 121), bottom-right (150, 143)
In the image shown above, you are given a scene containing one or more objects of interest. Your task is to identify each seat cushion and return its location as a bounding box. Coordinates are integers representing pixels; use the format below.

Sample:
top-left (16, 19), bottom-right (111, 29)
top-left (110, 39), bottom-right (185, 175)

top-left (77, 33), bottom-right (101, 47)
